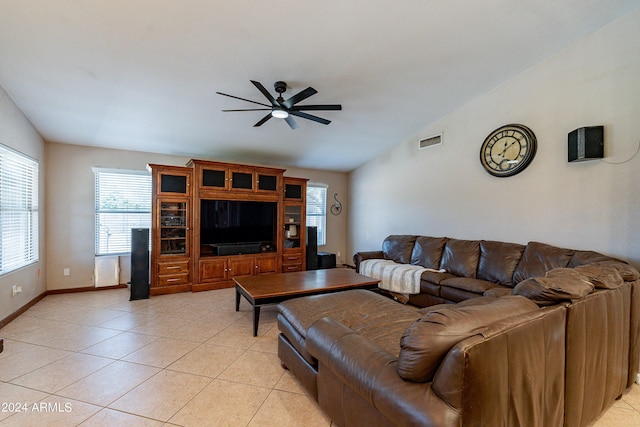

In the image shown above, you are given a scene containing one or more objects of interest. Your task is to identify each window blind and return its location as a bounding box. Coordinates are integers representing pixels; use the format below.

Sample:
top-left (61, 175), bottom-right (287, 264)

top-left (306, 184), bottom-right (327, 246)
top-left (95, 169), bottom-right (151, 255)
top-left (0, 144), bottom-right (39, 275)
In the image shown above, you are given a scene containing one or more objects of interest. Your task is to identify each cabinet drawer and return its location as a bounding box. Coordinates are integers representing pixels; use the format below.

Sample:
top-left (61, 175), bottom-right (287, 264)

top-left (282, 254), bottom-right (303, 265)
top-left (282, 263), bottom-right (303, 273)
top-left (158, 273), bottom-right (189, 286)
top-left (158, 261), bottom-right (189, 275)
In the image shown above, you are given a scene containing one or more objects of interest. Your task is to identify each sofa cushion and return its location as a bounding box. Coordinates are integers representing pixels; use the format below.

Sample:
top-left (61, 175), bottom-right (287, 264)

top-left (569, 250), bottom-right (621, 268)
top-left (513, 268), bottom-right (594, 305)
top-left (574, 264), bottom-right (625, 289)
top-left (421, 270), bottom-right (455, 284)
top-left (277, 289), bottom-right (420, 357)
top-left (397, 296), bottom-right (539, 382)
top-left (477, 240), bottom-right (525, 286)
top-left (419, 280), bottom-right (442, 297)
top-left (483, 287), bottom-right (514, 298)
top-left (512, 241), bottom-right (575, 285)
top-left (439, 239), bottom-right (480, 278)
top-left (417, 296), bottom-right (497, 315)
top-left (595, 261), bottom-right (640, 282)
top-left (440, 277), bottom-right (498, 294)
top-left (382, 235), bottom-right (417, 264)
top-left (410, 236), bottom-right (448, 269)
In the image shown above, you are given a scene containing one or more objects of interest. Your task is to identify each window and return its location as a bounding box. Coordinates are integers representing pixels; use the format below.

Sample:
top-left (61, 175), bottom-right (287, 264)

top-left (94, 169), bottom-right (151, 255)
top-left (306, 184), bottom-right (327, 246)
top-left (0, 144), bottom-right (38, 275)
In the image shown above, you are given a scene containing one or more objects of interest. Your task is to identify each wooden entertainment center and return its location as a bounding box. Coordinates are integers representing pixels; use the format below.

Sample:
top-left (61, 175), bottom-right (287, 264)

top-left (148, 160), bottom-right (308, 295)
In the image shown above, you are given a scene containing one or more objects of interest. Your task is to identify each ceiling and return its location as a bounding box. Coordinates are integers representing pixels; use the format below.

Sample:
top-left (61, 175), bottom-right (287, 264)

top-left (1, 1), bottom-right (638, 172)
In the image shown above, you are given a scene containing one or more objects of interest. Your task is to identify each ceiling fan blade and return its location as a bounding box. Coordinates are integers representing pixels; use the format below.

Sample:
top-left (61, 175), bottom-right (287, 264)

top-left (284, 115), bottom-right (298, 129)
top-left (216, 92), bottom-right (271, 107)
top-left (283, 87), bottom-right (318, 108)
top-left (290, 104), bottom-right (342, 111)
top-left (289, 110), bottom-right (331, 125)
top-left (222, 108), bottom-right (271, 112)
top-left (254, 113), bottom-right (273, 127)
top-left (250, 80), bottom-right (278, 106)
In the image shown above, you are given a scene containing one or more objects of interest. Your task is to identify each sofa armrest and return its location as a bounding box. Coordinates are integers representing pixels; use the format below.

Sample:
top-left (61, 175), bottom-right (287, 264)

top-left (353, 250), bottom-right (384, 272)
top-left (307, 317), bottom-right (458, 426)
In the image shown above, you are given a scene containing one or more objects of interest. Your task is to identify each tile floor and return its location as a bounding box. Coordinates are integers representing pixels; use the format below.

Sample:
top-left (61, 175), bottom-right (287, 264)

top-left (0, 287), bottom-right (638, 426)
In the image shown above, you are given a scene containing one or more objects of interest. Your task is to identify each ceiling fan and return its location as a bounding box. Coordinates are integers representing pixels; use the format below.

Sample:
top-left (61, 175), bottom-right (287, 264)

top-left (216, 80), bottom-right (342, 129)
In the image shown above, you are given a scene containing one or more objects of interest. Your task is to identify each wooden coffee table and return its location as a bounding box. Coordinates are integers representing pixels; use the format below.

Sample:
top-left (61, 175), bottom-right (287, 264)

top-left (234, 268), bottom-right (380, 336)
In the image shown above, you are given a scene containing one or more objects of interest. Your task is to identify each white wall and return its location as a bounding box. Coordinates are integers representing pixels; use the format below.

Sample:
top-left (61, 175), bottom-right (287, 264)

top-left (0, 86), bottom-right (46, 321)
top-left (46, 142), bottom-right (349, 290)
top-left (45, 143), bottom-right (191, 290)
top-left (348, 8), bottom-right (640, 270)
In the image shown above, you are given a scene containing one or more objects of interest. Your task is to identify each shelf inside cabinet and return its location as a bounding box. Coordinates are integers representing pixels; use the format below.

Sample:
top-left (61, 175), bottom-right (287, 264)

top-left (159, 201), bottom-right (188, 255)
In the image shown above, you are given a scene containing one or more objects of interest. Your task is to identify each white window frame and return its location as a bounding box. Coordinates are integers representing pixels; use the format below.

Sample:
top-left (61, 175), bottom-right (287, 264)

top-left (94, 168), bottom-right (152, 256)
top-left (306, 183), bottom-right (328, 246)
top-left (0, 144), bottom-right (39, 275)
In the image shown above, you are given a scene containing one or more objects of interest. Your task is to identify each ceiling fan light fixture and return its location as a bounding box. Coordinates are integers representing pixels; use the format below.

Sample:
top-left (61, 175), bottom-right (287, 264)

top-left (217, 80), bottom-right (341, 129)
top-left (271, 109), bottom-right (289, 119)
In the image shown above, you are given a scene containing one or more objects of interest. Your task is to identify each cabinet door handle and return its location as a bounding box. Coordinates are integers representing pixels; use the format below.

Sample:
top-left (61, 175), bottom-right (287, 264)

top-left (167, 266), bottom-right (181, 270)
top-left (167, 278), bottom-right (181, 282)
top-left (287, 256), bottom-right (297, 260)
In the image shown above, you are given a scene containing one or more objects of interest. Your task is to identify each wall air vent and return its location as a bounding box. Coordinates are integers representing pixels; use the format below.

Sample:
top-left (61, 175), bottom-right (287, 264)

top-left (418, 133), bottom-right (442, 150)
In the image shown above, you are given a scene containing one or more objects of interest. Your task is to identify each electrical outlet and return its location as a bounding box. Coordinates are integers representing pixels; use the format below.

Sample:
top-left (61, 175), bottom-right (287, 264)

top-left (16, 285), bottom-right (22, 294)
top-left (63, 268), bottom-right (70, 276)
top-left (11, 285), bottom-right (17, 296)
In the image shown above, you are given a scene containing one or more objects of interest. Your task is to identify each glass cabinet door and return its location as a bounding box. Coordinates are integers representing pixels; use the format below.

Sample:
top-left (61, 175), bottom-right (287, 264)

top-left (159, 173), bottom-right (189, 194)
top-left (257, 173), bottom-right (278, 192)
top-left (159, 201), bottom-right (188, 254)
top-left (201, 168), bottom-right (227, 189)
top-left (284, 205), bottom-right (302, 249)
top-left (284, 183), bottom-right (303, 200)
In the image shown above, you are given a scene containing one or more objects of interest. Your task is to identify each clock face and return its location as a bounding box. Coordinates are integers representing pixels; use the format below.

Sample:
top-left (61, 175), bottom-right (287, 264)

top-left (480, 124), bottom-right (537, 177)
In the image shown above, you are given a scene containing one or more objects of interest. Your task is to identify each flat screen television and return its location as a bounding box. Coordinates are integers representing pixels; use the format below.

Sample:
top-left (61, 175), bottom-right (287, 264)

top-left (200, 200), bottom-right (276, 253)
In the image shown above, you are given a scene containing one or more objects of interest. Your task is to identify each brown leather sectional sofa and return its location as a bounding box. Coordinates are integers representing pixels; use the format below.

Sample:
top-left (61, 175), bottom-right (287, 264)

top-left (277, 235), bottom-right (640, 427)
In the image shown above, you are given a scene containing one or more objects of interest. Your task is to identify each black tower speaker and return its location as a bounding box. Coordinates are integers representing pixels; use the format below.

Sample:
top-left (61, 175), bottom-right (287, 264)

top-left (568, 126), bottom-right (604, 162)
top-left (130, 228), bottom-right (150, 300)
top-left (306, 226), bottom-right (318, 270)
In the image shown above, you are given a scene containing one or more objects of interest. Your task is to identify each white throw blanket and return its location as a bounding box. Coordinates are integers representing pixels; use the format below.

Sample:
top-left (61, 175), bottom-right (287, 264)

top-left (360, 259), bottom-right (435, 295)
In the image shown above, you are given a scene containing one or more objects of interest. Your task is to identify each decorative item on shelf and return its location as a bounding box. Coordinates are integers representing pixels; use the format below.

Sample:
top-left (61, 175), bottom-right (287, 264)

top-left (568, 126), bottom-right (604, 162)
top-left (330, 193), bottom-right (343, 215)
top-left (289, 225), bottom-right (297, 237)
top-left (480, 124), bottom-right (537, 177)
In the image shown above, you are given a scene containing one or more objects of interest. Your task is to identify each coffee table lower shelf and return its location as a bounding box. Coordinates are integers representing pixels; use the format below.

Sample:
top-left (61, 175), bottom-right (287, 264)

top-left (234, 269), bottom-right (380, 336)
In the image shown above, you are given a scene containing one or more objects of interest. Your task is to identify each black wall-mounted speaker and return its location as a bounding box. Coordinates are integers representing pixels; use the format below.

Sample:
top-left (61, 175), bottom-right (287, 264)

top-left (130, 228), bottom-right (150, 300)
top-left (568, 126), bottom-right (604, 162)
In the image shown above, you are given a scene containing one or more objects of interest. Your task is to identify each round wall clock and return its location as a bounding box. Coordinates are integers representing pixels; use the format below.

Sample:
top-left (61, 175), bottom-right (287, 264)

top-left (480, 124), bottom-right (537, 177)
